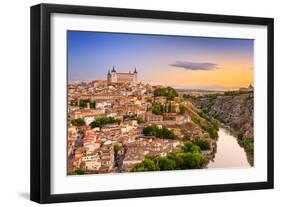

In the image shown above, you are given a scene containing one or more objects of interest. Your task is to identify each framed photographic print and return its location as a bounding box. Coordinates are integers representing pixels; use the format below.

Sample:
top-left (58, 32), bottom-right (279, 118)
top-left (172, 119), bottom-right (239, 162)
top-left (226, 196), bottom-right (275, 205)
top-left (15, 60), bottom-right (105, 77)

top-left (30, 3), bottom-right (274, 203)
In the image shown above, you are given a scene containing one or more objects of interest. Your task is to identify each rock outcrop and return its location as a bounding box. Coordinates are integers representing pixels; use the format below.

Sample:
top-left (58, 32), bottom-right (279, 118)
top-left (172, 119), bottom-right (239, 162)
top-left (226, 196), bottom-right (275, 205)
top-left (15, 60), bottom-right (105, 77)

top-left (190, 93), bottom-right (254, 140)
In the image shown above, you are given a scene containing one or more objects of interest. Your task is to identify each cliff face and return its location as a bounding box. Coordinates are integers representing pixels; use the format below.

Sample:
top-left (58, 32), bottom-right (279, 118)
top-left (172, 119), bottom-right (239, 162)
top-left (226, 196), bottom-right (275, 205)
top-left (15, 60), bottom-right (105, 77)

top-left (190, 93), bottom-right (254, 140)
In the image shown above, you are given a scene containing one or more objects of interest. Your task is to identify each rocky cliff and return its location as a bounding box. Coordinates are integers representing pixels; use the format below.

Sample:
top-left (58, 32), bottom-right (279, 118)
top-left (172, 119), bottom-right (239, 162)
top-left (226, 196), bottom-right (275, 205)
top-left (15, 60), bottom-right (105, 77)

top-left (189, 92), bottom-right (254, 140)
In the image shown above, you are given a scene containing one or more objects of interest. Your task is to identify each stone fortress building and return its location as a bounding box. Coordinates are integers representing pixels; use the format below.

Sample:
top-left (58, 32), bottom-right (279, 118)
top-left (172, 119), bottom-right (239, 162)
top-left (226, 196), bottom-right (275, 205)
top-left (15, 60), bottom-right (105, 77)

top-left (107, 66), bottom-right (138, 85)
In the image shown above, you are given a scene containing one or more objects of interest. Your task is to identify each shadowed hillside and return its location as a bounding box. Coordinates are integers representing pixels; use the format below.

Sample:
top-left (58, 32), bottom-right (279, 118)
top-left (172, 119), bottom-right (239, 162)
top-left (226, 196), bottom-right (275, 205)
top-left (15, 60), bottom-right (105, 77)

top-left (186, 91), bottom-right (254, 165)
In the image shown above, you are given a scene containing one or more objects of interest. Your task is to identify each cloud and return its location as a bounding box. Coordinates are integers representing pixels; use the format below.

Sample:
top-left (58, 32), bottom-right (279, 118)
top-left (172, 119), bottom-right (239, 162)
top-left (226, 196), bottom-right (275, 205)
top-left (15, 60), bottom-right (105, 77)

top-left (170, 61), bottom-right (219, 71)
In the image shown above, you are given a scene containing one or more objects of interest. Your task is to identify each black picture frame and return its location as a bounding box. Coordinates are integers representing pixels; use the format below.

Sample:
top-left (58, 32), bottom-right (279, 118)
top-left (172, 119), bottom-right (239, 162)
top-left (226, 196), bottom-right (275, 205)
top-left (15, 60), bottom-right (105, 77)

top-left (30, 3), bottom-right (274, 204)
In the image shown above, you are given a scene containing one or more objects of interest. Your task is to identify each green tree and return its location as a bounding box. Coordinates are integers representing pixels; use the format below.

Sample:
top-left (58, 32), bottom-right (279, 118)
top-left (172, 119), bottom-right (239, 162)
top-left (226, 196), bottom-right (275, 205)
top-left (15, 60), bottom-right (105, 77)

top-left (181, 152), bottom-right (200, 169)
top-left (90, 101), bottom-right (96, 109)
top-left (143, 124), bottom-right (175, 139)
top-left (238, 133), bottom-right (244, 140)
top-left (150, 102), bottom-right (163, 115)
top-left (166, 87), bottom-right (178, 100)
top-left (132, 141), bottom-right (209, 172)
top-left (193, 140), bottom-right (210, 150)
top-left (133, 158), bottom-right (159, 172)
top-left (74, 168), bottom-right (85, 175)
top-left (136, 117), bottom-right (145, 124)
top-left (158, 157), bottom-right (177, 171)
top-left (206, 127), bottom-right (218, 139)
top-left (179, 104), bottom-right (186, 115)
top-left (168, 101), bottom-right (172, 113)
top-left (154, 87), bottom-right (178, 100)
top-left (90, 117), bottom-right (121, 128)
top-left (192, 116), bottom-right (218, 139)
top-left (182, 142), bottom-right (201, 153)
top-left (71, 118), bottom-right (86, 126)
top-left (243, 139), bottom-right (254, 154)
top-left (114, 144), bottom-right (120, 154)
top-left (79, 100), bottom-right (87, 108)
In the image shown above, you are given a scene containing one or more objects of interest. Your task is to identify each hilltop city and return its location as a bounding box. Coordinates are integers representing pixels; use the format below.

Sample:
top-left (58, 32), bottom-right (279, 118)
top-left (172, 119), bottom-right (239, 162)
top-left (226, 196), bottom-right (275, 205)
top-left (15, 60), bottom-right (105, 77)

top-left (67, 67), bottom-right (254, 174)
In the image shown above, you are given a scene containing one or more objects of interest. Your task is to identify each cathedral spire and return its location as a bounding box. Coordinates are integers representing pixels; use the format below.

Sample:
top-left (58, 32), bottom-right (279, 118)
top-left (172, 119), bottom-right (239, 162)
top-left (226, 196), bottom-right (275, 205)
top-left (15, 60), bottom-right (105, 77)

top-left (134, 67), bottom-right (137, 73)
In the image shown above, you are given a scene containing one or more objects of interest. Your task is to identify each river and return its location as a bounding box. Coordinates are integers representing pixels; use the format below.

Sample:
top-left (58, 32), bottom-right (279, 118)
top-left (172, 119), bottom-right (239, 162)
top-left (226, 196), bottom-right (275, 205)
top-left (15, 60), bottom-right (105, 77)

top-left (207, 128), bottom-right (250, 168)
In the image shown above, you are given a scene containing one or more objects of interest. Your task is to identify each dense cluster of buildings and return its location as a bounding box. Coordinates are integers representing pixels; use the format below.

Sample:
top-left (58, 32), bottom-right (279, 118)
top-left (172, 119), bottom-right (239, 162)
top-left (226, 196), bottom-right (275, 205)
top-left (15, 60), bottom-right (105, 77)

top-left (67, 68), bottom-right (196, 174)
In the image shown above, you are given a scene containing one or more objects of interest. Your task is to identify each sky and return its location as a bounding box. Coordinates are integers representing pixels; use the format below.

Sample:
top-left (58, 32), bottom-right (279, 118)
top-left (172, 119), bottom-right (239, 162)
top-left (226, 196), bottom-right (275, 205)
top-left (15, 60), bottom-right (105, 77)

top-left (68, 31), bottom-right (254, 90)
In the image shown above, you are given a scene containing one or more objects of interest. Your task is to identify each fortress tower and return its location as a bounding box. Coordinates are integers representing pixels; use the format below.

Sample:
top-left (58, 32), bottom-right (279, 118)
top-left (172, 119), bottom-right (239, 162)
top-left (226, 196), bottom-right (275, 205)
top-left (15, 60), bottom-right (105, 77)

top-left (107, 66), bottom-right (138, 85)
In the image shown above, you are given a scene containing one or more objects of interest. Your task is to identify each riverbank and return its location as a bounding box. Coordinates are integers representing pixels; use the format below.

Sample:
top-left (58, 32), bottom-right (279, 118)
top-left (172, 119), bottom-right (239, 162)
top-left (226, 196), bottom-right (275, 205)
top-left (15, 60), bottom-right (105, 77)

top-left (219, 123), bottom-right (253, 166)
top-left (207, 128), bottom-right (251, 168)
top-left (186, 93), bottom-right (254, 167)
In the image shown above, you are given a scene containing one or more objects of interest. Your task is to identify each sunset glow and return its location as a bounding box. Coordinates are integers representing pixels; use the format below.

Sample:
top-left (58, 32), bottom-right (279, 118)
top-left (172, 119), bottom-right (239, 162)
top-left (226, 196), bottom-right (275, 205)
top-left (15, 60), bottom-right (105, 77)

top-left (68, 31), bottom-right (254, 90)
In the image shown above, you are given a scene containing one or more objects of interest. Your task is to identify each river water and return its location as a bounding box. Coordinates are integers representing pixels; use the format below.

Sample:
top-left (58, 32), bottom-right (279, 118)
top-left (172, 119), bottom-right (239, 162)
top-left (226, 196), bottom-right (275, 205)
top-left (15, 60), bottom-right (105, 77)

top-left (207, 128), bottom-right (250, 168)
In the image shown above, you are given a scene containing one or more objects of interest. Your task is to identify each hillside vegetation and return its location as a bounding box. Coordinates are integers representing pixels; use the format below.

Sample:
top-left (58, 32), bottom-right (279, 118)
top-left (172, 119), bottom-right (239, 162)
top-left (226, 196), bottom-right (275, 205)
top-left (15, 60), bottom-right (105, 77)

top-left (187, 92), bottom-right (254, 165)
top-left (184, 100), bottom-right (219, 139)
top-left (189, 92), bottom-right (254, 140)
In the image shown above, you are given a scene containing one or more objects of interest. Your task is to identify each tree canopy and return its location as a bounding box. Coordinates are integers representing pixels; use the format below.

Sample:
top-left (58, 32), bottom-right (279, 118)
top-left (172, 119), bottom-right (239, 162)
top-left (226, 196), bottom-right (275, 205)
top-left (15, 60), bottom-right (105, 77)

top-left (150, 102), bottom-right (164, 115)
top-left (74, 168), bottom-right (85, 175)
top-left (90, 116), bottom-right (121, 128)
top-left (143, 124), bottom-right (176, 139)
top-left (114, 143), bottom-right (121, 154)
top-left (132, 142), bottom-right (209, 172)
top-left (193, 140), bottom-right (211, 150)
top-left (154, 87), bottom-right (178, 100)
top-left (243, 139), bottom-right (254, 154)
top-left (191, 116), bottom-right (218, 139)
top-left (78, 99), bottom-right (96, 108)
top-left (179, 104), bottom-right (186, 115)
top-left (71, 118), bottom-right (86, 126)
